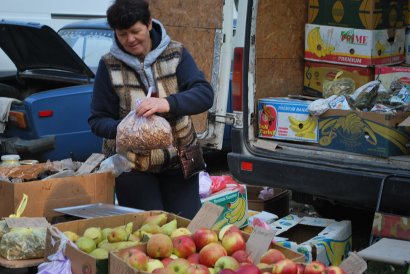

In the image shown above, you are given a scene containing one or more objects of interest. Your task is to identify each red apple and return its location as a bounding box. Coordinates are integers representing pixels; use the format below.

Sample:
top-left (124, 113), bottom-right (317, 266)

top-left (162, 257), bottom-right (174, 268)
top-left (147, 234), bottom-right (173, 258)
top-left (172, 235), bottom-right (196, 258)
top-left (305, 261), bottom-right (326, 274)
top-left (217, 269), bottom-right (236, 274)
top-left (153, 268), bottom-right (173, 274)
top-left (221, 230), bottom-right (246, 255)
top-left (296, 263), bottom-right (306, 274)
top-left (325, 266), bottom-right (345, 274)
top-left (185, 263), bottom-right (211, 274)
top-left (236, 264), bottom-right (262, 274)
top-left (192, 228), bottom-right (219, 251)
top-left (167, 258), bottom-right (190, 274)
top-left (125, 248), bottom-right (149, 270)
top-left (272, 259), bottom-right (298, 274)
top-left (187, 253), bottom-right (200, 264)
top-left (231, 250), bottom-right (253, 264)
top-left (259, 248), bottom-right (286, 264)
top-left (199, 242), bottom-right (228, 267)
top-left (218, 224), bottom-right (241, 240)
top-left (214, 256), bottom-right (240, 273)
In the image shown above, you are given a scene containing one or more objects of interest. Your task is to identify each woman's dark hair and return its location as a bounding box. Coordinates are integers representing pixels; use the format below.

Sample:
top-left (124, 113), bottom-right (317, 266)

top-left (107, 0), bottom-right (151, 29)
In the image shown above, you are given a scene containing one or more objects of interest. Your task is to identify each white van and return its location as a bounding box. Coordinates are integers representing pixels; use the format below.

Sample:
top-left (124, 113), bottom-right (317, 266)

top-left (0, 0), bottom-right (113, 71)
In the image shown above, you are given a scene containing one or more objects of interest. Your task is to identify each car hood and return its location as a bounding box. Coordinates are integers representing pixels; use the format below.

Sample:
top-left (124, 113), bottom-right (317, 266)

top-left (0, 20), bottom-right (94, 78)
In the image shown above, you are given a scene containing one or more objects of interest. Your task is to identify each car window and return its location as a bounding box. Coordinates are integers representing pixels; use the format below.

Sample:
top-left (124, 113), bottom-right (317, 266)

top-left (58, 29), bottom-right (113, 71)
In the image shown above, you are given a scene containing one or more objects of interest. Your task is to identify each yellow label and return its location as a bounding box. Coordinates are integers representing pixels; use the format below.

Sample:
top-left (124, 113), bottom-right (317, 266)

top-left (332, 0), bottom-right (344, 23)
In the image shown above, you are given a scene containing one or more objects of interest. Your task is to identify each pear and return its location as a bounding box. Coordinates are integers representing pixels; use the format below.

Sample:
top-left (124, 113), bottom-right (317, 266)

top-left (128, 230), bottom-right (142, 242)
top-left (142, 213), bottom-right (168, 226)
top-left (97, 239), bottom-right (108, 248)
top-left (140, 223), bottom-right (161, 234)
top-left (170, 227), bottom-right (192, 238)
top-left (76, 236), bottom-right (96, 253)
top-left (64, 231), bottom-right (79, 243)
top-left (89, 248), bottom-right (109, 259)
top-left (102, 228), bottom-right (112, 240)
top-left (125, 222), bottom-right (133, 234)
top-left (107, 227), bottom-right (129, 243)
top-left (99, 241), bottom-right (138, 251)
top-left (160, 219), bottom-right (177, 236)
top-left (83, 227), bottom-right (103, 244)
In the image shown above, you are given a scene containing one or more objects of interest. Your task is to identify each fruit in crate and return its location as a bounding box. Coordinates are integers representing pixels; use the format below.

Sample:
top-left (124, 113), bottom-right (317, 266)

top-left (236, 264), bottom-right (262, 274)
top-left (185, 263), bottom-right (211, 274)
top-left (218, 224), bottom-right (241, 240)
top-left (83, 227), bottom-right (104, 244)
top-left (89, 248), bottom-right (109, 259)
top-left (192, 228), bottom-right (218, 250)
top-left (213, 255), bottom-right (240, 272)
top-left (153, 268), bottom-right (173, 274)
top-left (107, 227), bottom-right (129, 243)
top-left (187, 252), bottom-right (200, 264)
top-left (76, 236), bottom-right (96, 253)
top-left (199, 242), bottom-right (228, 267)
top-left (122, 247), bottom-right (149, 271)
top-left (147, 233), bottom-right (173, 258)
top-left (272, 258), bottom-right (298, 274)
top-left (102, 227), bottom-right (113, 239)
top-left (147, 258), bottom-right (165, 273)
top-left (171, 227), bottom-right (192, 238)
top-left (160, 219), bottom-right (178, 236)
top-left (231, 249), bottom-right (253, 264)
top-left (141, 223), bottom-right (162, 234)
top-left (296, 263), bottom-right (306, 274)
top-left (259, 248), bottom-right (286, 264)
top-left (305, 260), bottom-right (326, 274)
top-left (166, 258), bottom-right (190, 273)
top-left (217, 269), bottom-right (236, 274)
top-left (144, 213), bottom-right (168, 226)
top-left (63, 231), bottom-right (79, 243)
top-left (221, 229), bottom-right (246, 255)
top-left (325, 265), bottom-right (345, 274)
top-left (172, 235), bottom-right (196, 258)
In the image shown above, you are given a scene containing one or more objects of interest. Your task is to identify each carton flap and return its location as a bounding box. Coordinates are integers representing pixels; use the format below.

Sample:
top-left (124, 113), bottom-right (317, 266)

top-left (187, 202), bottom-right (224, 233)
top-left (399, 116), bottom-right (410, 126)
top-left (273, 214), bottom-right (303, 235)
top-left (300, 216), bottom-right (335, 227)
top-left (246, 226), bottom-right (276, 264)
top-left (5, 217), bottom-right (49, 228)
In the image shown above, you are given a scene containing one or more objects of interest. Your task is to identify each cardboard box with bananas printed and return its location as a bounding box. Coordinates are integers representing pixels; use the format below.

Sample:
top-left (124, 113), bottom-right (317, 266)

top-left (303, 60), bottom-right (375, 97)
top-left (272, 214), bottom-right (352, 266)
top-left (258, 97), bottom-right (319, 143)
top-left (305, 23), bottom-right (405, 67)
top-left (319, 109), bottom-right (410, 157)
top-left (201, 184), bottom-right (248, 229)
top-left (308, 0), bottom-right (406, 30)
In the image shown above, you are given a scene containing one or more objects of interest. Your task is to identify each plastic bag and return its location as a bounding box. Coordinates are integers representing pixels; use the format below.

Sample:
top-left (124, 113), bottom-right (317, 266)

top-left (199, 171), bottom-right (213, 198)
top-left (322, 71), bottom-right (355, 98)
top-left (209, 175), bottom-right (238, 193)
top-left (116, 88), bottom-right (173, 154)
top-left (37, 250), bottom-right (72, 274)
top-left (98, 154), bottom-right (133, 177)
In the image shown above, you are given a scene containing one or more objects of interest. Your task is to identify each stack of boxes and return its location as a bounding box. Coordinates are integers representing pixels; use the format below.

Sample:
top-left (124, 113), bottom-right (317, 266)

top-left (303, 0), bottom-right (407, 97)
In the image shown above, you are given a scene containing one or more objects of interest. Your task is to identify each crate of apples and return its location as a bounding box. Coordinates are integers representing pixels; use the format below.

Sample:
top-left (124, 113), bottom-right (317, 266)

top-left (110, 223), bottom-right (334, 274)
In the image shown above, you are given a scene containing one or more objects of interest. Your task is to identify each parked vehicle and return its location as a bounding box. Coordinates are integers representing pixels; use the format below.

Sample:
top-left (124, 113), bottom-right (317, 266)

top-left (227, 0), bottom-right (410, 216)
top-left (0, 0), bottom-right (236, 161)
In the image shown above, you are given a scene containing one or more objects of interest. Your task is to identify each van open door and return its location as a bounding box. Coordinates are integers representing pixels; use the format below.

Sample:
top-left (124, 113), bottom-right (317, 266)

top-left (150, 0), bottom-right (235, 150)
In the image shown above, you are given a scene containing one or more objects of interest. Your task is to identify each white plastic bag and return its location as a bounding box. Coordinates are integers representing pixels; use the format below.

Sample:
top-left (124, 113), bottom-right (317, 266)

top-left (98, 154), bottom-right (133, 177)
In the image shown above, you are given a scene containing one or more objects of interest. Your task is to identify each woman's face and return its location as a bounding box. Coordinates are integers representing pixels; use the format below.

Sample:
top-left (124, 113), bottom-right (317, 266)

top-left (115, 20), bottom-right (152, 59)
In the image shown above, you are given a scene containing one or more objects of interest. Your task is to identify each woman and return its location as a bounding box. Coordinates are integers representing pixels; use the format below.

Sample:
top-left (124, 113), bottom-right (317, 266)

top-left (88, 0), bottom-right (214, 219)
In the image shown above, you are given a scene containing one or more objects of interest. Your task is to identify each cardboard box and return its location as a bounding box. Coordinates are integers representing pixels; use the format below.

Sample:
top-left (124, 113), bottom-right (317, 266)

top-left (375, 64), bottom-right (410, 89)
top-left (0, 172), bottom-right (115, 221)
top-left (318, 109), bottom-right (410, 157)
top-left (109, 229), bottom-right (305, 274)
top-left (246, 185), bottom-right (290, 218)
top-left (406, 27), bottom-right (410, 64)
top-left (308, 0), bottom-right (406, 30)
top-left (258, 98), bottom-right (319, 143)
top-left (201, 184), bottom-right (249, 229)
top-left (304, 61), bottom-right (375, 97)
top-left (46, 211), bottom-right (190, 274)
top-left (305, 24), bottom-right (405, 67)
top-left (272, 214), bottom-right (352, 266)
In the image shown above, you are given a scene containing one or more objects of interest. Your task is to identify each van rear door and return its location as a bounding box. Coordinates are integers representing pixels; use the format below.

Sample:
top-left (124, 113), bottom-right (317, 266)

top-left (150, 0), bottom-right (235, 150)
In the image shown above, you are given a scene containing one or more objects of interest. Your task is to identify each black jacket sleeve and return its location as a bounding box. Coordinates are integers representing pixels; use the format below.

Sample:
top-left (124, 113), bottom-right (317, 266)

top-left (88, 59), bottom-right (121, 139)
top-left (165, 48), bottom-right (214, 116)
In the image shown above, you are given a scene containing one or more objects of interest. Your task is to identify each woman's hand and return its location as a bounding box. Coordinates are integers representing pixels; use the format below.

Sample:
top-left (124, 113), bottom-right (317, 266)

top-left (136, 97), bottom-right (170, 117)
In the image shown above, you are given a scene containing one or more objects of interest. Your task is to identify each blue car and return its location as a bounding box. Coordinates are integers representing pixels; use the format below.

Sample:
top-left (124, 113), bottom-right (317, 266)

top-left (0, 11), bottom-right (234, 161)
top-left (0, 19), bottom-right (112, 161)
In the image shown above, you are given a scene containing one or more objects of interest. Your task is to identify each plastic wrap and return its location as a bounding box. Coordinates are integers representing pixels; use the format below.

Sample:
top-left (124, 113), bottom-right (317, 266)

top-left (0, 227), bottom-right (46, 260)
top-left (0, 220), bottom-right (9, 240)
top-left (98, 154), bottom-right (133, 177)
top-left (322, 71), bottom-right (355, 98)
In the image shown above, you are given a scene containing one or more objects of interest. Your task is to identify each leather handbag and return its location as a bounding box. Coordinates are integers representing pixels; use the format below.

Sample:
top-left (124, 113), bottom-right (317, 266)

top-left (178, 143), bottom-right (206, 179)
